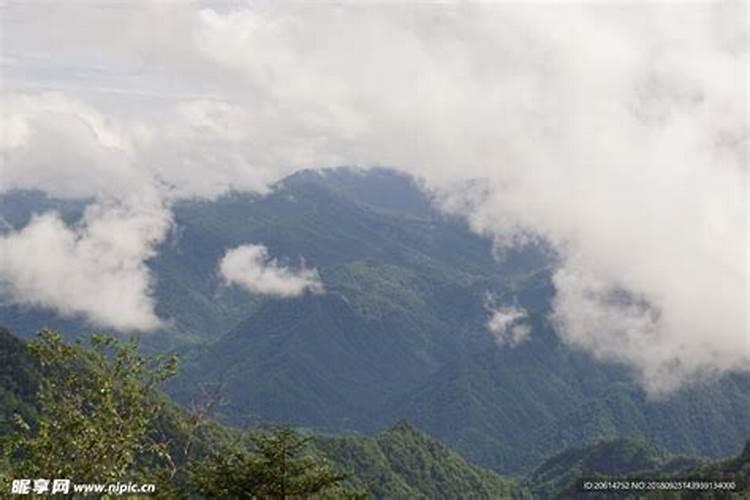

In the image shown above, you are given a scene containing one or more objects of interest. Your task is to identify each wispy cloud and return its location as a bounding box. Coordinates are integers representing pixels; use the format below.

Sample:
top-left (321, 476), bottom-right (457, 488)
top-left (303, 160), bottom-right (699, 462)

top-left (486, 305), bottom-right (531, 348)
top-left (219, 244), bottom-right (322, 298)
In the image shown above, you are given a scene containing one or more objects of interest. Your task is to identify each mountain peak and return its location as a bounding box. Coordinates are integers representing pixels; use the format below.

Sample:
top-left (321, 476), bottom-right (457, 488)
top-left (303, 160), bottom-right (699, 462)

top-left (275, 167), bottom-right (434, 217)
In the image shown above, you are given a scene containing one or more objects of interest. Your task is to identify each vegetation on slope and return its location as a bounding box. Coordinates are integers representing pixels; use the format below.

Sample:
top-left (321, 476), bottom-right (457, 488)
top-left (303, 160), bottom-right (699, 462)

top-left (0, 327), bottom-right (38, 436)
top-left (317, 421), bottom-right (530, 499)
top-left (0, 328), bottom-right (363, 498)
top-left (166, 169), bottom-right (750, 473)
top-left (528, 437), bottom-right (750, 500)
top-left (527, 438), bottom-right (701, 499)
top-left (0, 327), bottom-right (524, 499)
top-left (3, 169), bottom-right (750, 476)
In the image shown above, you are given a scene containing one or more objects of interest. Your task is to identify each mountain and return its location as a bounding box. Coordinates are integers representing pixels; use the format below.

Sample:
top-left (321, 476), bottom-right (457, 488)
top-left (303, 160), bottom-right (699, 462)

top-left (527, 438), bottom-right (701, 499)
top-left (3, 321), bottom-right (743, 499)
top-left (164, 169), bottom-right (749, 473)
top-left (2, 168), bottom-right (749, 475)
top-left (317, 421), bottom-right (530, 499)
top-left (0, 326), bottom-right (526, 498)
top-left (684, 441), bottom-right (750, 496)
top-left (529, 438), bottom-right (749, 500)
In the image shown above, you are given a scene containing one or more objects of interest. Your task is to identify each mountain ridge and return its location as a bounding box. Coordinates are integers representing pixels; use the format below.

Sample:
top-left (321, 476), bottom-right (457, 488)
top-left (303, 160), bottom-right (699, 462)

top-left (2, 168), bottom-right (749, 475)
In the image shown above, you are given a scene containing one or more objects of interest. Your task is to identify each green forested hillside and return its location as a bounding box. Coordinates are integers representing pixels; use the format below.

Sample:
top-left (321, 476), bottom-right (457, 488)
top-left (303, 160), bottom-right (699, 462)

top-left (0, 327), bottom-right (38, 436)
top-left (682, 442), bottom-right (750, 497)
top-left (0, 327), bottom-right (525, 499)
top-left (2, 168), bottom-right (749, 476)
top-left (527, 439), bottom-right (701, 499)
top-left (528, 438), bottom-right (749, 500)
top-left (1, 326), bottom-right (747, 498)
top-left (317, 422), bottom-right (530, 499)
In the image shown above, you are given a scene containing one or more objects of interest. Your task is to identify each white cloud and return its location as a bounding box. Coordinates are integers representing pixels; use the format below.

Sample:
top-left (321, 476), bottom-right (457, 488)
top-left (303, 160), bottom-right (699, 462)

top-left (219, 244), bottom-right (322, 298)
top-left (0, 93), bottom-right (147, 200)
top-left (0, 1), bottom-right (747, 391)
top-left (0, 204), bottom-right (170, 331)
top-left (486, 305), bottom-right (531, 348)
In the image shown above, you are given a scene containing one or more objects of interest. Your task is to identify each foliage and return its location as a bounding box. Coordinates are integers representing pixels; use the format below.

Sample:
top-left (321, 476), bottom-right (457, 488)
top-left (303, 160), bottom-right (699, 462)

top-left (190, 426), bottom-right (365, 499)
top-left (316, 422), bottom-right (530, 499)
top-left (0, 328), bottom-right (38, 437)
top-left (0, 328), bottom-right (363, 498)
top-left (0, 326), bottom-right (745, 499)
top-left (2, 329), bottom-right (177, 485)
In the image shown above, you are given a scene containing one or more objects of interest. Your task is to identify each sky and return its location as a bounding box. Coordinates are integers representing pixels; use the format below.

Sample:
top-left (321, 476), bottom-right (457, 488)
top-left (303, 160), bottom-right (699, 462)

top-left (0, 0), bottom-right (747, 394)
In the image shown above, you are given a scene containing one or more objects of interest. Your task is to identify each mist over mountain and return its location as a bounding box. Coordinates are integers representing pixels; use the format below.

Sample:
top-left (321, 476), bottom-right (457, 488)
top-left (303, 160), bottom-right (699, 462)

top-left (2, 1), bottom-right (746, 396)
top-left (2, 2), bottom-right (747, 497)
top-left (3, 169), bottom-right (748, 476)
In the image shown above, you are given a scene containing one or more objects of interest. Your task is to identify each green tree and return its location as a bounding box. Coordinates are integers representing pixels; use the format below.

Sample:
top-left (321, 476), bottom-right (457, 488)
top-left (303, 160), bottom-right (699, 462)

top-left (0, 330), bottom-right (362, 498)
top-left (190, 426), bottom-right (365, 499)
top-left (3, 329), bottom-right (177, 485)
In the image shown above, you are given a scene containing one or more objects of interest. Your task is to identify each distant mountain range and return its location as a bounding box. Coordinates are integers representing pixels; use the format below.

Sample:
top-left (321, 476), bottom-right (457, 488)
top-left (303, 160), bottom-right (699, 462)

top-left (2, 168), bottom-right (749, 476)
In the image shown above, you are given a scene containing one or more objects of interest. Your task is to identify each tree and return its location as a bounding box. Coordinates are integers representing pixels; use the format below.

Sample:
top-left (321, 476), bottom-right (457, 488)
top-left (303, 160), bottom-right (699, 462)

top-left (190, 426), bottom-right (365, 499)
top-left (0, 330), bottom-right (362, 499)
top-left (3, 329), bottom-right (178, 484)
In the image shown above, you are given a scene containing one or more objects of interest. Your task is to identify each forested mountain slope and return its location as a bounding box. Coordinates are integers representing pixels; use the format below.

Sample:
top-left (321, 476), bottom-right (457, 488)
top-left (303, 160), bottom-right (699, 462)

top-left (2, 168), bottom-right (749, 475)
top-left (0, 327), bottom-right (526, 499)
top-left (529, 438), bottom-right (749, 499)
top-left (317, 422), bottom-right (531, 499)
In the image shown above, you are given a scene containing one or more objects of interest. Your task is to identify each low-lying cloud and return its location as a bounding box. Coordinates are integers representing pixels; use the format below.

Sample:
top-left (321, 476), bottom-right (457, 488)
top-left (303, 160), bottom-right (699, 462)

top-left (486, 305), bottom-right (531, 348)
top-left (0, 1), bottom-right (746, 392)
top-left (219, 244), bottom-right (323, 298)
top-left (0, 204), bottom-right (169, 331)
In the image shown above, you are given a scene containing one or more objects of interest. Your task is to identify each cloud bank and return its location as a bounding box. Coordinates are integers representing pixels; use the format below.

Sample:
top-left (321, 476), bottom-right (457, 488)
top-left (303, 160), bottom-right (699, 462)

top-left (219, 244), bottom-right (322, 298)
top-left (0, 1), bottom-right (746, 391)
